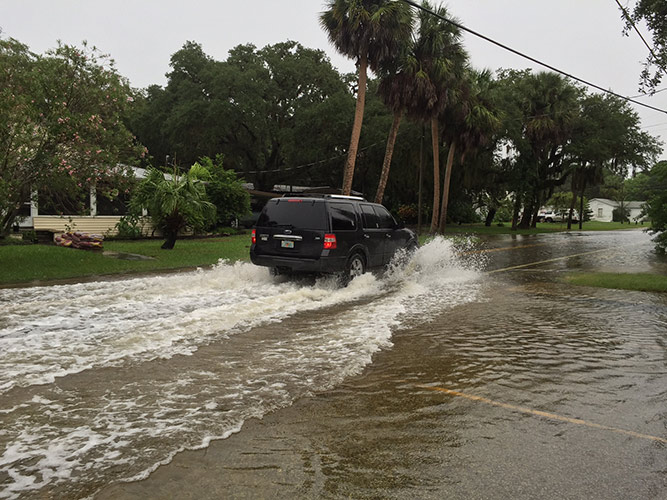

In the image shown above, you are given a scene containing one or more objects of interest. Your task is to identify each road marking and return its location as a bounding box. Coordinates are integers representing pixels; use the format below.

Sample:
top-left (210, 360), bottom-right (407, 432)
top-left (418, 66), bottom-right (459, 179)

top-left (416, 385), bottom-right (667, 444)
top-left (462, 243), bottom-right (548, 255)
top-left (487, 247), bottom-right (614, 274)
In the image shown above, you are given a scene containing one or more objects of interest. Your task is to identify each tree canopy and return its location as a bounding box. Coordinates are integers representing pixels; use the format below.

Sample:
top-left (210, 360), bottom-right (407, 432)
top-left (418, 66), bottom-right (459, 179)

top-left (0, 37), bottom-right (143, 235)
top-left (130, 41), bottom-right (354, 192)
top-left (642, 160), bottom-right (667, 251)
top-left (619, 0), bottom-right (667, 92)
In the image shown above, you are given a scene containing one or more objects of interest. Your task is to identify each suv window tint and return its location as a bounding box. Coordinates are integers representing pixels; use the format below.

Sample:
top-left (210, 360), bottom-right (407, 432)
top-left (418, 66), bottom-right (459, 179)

top-left (257, 200), bottom-right (327, 230)
top-left (329, 202), bottom-right (357, 231)
top-left (373, 206), bottom-right (395, 229)
top-left (360, 204), bottom-right (379, 229)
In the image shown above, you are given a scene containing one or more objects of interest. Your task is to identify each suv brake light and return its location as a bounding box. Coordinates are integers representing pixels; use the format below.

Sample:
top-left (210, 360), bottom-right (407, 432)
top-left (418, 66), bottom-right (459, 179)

top-left (324, 234), bottom-right (337, 250)
top-left (251, 229), bottom-right (256, 244)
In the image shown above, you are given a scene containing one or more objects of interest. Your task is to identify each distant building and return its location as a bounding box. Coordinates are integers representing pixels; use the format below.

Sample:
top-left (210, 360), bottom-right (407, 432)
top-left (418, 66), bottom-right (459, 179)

top-left (17, 166), bottom-right (160, 236)
top-left (588, 198), bottom-right (646, 223)
top-left (17, 170), bottom-right (359, 235)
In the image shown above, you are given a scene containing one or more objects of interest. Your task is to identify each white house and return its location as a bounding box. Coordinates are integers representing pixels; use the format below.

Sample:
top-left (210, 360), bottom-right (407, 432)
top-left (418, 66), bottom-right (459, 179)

top-left (16, 166), bottom-right (157, 236)
top-left (588, 198), bottom-right (646, 223)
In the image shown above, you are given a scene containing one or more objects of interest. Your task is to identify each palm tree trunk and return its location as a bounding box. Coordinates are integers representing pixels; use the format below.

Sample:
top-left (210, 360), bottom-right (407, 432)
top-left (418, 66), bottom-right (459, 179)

top-left (375, 111), bottom-right (402, 204)
top-left (161, 230), bottom-right (177, 250)
top-left (438, 140), bottom-right (457, 233)
top-left (417, 126), bottom-right (424, 235)
top-left (342, 53), bottom-right (368, 196)
top-left (430, 118), bottom-right (440, 234)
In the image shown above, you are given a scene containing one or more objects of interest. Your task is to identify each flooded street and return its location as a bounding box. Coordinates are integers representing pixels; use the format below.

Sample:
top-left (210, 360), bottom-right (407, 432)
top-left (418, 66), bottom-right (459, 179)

top-left (1, 230), bottom-right (666, 499)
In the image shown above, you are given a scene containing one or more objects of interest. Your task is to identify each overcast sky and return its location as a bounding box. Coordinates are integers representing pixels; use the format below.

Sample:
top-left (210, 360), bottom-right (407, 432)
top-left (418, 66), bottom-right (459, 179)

top-left (2, 0), bottom-right (666, 160)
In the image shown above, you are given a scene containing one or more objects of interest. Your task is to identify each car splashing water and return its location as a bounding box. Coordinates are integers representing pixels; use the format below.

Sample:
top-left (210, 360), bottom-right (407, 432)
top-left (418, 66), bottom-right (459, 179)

top-left (0, 237), bottom-right (485, 499)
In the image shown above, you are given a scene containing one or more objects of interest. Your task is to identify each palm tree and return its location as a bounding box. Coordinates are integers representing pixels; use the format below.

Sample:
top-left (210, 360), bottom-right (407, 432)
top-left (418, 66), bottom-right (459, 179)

top-left (131, 166), bottom-right (215, 249)
top-left (375, 70), bottom-right (410, 204)
top-left (321, 0), bottom-right (413, 195)
top-left (438, 69), bottom-right (501, 233)
top-left (405, 2), bottom-right (466, 233)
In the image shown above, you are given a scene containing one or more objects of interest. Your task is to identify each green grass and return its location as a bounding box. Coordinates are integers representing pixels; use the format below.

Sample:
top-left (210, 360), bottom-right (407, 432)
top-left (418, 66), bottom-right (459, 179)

top-left (428, 221), bottom-right (646, 235)
top-left (0, 234), bottom-right (252, 285)
top-left (565, 272), bottom-right (667, 293)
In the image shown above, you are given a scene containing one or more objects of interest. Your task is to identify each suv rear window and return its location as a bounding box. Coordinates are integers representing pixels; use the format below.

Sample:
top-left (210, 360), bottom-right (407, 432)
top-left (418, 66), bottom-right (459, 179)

top-left (257, 199), bottom-right (328, 230)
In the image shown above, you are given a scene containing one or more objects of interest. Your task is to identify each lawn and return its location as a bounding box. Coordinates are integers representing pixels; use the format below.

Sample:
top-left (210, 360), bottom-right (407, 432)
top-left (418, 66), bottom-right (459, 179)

top-left (433, 221), bottom-right (646, 235)
top-left (565, 272), bottom-right (667, 293)
top-left (0, 234), bottom-right (252, 285)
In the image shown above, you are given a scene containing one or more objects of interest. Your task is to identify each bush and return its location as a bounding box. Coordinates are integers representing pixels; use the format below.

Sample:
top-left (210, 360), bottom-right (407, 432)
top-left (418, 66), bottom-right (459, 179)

top-left (397, 204), bottom-right (418, 223)
top-left (612, 207), bottom-right (630, 223)
top-left (192, 156), bottom-right (250, 228)
top-left (114, 214), bottom-right (144, 239)
top-left (0, 236), bottom-right (31, 246)
top-left (22, 230), bottom-right (37, 243)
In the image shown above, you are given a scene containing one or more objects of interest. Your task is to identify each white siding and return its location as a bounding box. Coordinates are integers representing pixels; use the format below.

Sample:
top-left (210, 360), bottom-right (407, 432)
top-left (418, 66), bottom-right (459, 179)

top-left (33, 216), bottom-right (154, 236)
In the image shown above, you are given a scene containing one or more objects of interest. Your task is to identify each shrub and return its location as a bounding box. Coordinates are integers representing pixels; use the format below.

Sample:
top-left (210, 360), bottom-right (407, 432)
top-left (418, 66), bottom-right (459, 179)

top-left (114, 214), bottom-right (144, 239)
top-left (22, 230), bottom-right (37, 243)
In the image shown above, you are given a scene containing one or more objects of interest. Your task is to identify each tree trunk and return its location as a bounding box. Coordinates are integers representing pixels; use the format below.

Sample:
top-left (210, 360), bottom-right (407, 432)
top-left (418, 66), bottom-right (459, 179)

top-left (1, 207), bottom-right (20, 238)
top-left (511, 193), bottom-right (521, 231)
top-left (429, 117), bottom-right (440, 234)
top-left (578, 180), bottom-right (587, 230)
top-left (567, 190), bottom-right (578, 230)
top-left (341, 53), bottom-right (368, 196)
top-left (530, 203), bottom-right (540, 228)
top-left (438, 140), bottom-right (457, 234)
top-left (417, 125), bottom-right (424, 235)
top-left (518, 196), bottom-right (533, 229)
top-left (485, 208), bottom-right (496, 227)
top-left (161, 230), bottom-right (177, 250)
top-left (374, 111), bottom-right (402, 204)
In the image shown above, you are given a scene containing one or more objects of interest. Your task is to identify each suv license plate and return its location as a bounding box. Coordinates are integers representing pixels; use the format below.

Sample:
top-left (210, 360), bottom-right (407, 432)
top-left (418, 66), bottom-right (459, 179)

top-left (281, 240), bottom-right (295, 249)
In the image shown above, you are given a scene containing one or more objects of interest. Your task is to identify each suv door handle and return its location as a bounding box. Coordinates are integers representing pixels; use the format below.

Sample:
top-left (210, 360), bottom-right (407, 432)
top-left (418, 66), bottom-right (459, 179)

top-left (363, 234), bottom-right (370, 239)
top-left (385, 234), bottom-right (391, 239)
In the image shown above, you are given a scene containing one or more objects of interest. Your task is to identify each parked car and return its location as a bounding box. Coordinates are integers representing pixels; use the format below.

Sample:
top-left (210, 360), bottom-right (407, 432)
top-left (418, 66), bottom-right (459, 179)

top-left (250, 194), bottom-right (418, 283)
top-left (536, 209), bottom-right (579, 223)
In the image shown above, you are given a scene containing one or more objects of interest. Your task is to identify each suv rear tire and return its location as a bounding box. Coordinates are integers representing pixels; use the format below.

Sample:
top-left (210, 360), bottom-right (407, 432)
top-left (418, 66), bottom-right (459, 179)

top-left (342, 253), bottom-right (366, 285)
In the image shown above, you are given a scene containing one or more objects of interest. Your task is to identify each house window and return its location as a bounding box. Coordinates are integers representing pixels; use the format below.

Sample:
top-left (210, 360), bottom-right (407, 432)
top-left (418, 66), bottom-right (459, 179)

top-left (598, 208), bottom-right (603, 217)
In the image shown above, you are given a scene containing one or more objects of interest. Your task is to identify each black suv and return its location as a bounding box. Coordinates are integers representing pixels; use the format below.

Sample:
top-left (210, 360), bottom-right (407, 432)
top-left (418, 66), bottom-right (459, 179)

top-left (250, 194), bottom-right (418, 282)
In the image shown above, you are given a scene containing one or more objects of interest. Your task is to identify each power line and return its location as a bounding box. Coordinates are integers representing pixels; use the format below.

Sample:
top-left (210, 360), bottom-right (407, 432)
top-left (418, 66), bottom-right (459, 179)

top-left (642, 121), bottom-right (667, 129)
top-left (241, 133), bottom-right (405, 175)
top-left (629, 87), bottom-right (667, 99)
top-left (400, 0), bottom-right (667, 116)
top-left (614, 0), bottom-right (665, 85)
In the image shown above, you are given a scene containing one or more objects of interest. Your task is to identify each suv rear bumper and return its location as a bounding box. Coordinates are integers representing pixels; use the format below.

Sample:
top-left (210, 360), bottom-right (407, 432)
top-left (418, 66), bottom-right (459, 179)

top-left (250, 251), bottom-right (346, 274)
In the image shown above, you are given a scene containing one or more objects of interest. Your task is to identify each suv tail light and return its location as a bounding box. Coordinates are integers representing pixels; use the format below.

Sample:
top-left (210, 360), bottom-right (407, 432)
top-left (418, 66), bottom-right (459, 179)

top-left (324, 234), bottom-right (337, 250)
top-left (251, 229), bottom-right (256, 244)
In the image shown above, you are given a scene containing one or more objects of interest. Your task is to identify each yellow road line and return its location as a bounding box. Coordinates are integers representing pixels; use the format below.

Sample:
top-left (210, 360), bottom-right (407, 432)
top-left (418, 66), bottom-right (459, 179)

top-left (487, 247), bottom-right (614, 274)
top-left (462, 243), bottom-right (548, 255)
top-left (416, 385), bottom-right (667, 444)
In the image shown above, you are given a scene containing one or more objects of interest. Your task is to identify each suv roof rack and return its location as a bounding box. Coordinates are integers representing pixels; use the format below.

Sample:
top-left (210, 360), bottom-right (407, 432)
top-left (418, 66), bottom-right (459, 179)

top-left (281, 193), bottom-right (367, 201)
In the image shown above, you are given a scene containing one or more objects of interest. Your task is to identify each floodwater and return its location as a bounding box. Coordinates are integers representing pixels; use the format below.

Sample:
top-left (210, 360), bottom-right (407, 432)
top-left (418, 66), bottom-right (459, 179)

top-left (1, 230), bottom-right (666, 499)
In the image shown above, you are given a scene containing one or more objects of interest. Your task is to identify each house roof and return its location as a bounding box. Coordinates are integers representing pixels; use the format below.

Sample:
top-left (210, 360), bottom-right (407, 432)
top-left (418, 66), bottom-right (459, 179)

top-left (589, 198), bottom-right (617, 206)
top-left (589, 198), bottom-right (645, 209)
